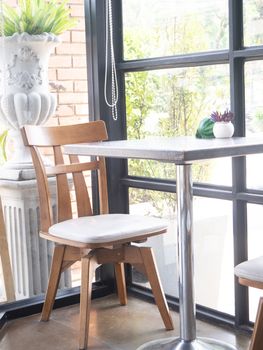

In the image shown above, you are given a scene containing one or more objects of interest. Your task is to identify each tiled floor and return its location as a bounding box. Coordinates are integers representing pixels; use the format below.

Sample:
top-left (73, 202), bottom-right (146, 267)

top-left (0, 295), bottom-right (250, 350)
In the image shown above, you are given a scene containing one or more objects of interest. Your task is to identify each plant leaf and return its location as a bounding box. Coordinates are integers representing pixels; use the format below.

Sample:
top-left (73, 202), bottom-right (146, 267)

top-left (1, 0), bottom-right (76, 36)
top-left (0, 130), bottom-right (8, 162)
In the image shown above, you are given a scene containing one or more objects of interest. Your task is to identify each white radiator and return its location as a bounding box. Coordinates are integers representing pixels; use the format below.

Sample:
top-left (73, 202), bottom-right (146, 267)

top-left (0, 178), bottom-right (71, 300)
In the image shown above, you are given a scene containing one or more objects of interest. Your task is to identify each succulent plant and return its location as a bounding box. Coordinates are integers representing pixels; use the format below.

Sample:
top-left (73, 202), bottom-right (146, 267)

top-left (0, 0), bottom-right (77, 36)
top-left (210, 109), bottom-right (234, 123)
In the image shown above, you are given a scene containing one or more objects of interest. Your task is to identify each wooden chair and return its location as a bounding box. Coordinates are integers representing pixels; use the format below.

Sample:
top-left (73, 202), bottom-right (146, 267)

top-left (21, 121), bottom-right (173, 350)
top-left (235, 257), bottom-right (263, 350)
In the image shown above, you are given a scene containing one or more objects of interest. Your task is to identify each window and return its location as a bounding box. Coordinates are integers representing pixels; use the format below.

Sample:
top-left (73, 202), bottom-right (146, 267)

top-left (86, 0), bottom-right (263, 331)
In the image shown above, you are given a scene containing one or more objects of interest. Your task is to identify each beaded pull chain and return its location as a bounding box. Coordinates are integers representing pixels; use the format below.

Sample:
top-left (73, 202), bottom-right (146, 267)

top-left (104, 0), bottom-right (118, 121)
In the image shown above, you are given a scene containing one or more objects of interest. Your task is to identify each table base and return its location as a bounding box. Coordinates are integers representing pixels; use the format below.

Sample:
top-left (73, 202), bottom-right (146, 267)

top-left (136, 337), bottom-right (237, 350)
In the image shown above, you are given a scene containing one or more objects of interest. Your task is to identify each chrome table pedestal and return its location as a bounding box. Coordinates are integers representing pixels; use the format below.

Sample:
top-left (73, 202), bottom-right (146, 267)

top-left (137, 337), bottom-right (237, 349)
top-left (137, 165), bottom-right (237, 350)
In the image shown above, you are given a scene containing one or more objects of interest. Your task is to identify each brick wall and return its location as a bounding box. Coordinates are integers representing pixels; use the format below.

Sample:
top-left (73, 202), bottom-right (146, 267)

top-left (48, 0), bottom-right (89, 126)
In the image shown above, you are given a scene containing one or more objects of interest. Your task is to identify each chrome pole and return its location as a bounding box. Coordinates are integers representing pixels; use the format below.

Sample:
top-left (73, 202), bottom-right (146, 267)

top-left (176, 164), bottom-right (196, 341)
top-left (137, 163), bottom-right (237, 349)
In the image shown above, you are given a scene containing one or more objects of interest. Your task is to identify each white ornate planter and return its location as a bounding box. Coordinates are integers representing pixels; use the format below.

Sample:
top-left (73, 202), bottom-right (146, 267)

top-left (213, 121), bottom-right (234, 138)
top-left (0, 33), bottom-right (60, 169)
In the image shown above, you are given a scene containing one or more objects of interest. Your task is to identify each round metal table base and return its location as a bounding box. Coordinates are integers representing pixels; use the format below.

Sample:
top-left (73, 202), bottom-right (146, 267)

top-left (136, 337), bottom-right (238, 350)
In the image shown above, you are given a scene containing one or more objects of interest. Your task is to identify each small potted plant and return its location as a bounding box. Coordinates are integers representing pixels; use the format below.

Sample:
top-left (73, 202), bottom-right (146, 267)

top-left (211, 109), bottom-right (234, 138)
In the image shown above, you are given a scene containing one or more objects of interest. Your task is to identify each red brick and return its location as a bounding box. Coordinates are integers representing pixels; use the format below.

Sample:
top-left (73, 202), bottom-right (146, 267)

top-left (57, 68), bottom-right (87, 80)
top-left (59, 92), bottom-right (88, 104)
top-left (71, 31), bottom-right (86, 43)
top-left (48, 69), bottom-right (57, 81)
top-left (56, 105), bottom-right (75, 117)
top-left (50, 81), bottom-right (74, 92)
top-left (49, 55), bottom-right (72, 68)
top-left (75, 104), bottom-right (89, 115)
top-left (62, 81), bottom-right (74, 92)
top-left (72, 56), bottom-right (87, 67)
top-left (72, 18), bottom-right (85, 31)
top-left (59, 31), bottom-right (71, 42)
top-left (74, 81), bottom-right (88, 92)
top-left (69, 0), bottom-right (83, 4)
top-left (46, 117), bottom-right (59, 127)
top-left (58, 116), bottom-right (90, 125)
top-left (70, 4), bottom-right (84, 17)
top-left (56, 43), bottom-right (86, 55)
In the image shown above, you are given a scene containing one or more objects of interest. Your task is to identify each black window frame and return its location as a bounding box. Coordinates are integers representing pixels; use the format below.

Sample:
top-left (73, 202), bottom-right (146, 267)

top-left (86, 0), bottom-right (263, 332)
top-left (0, 0), bottom-right (262, 335)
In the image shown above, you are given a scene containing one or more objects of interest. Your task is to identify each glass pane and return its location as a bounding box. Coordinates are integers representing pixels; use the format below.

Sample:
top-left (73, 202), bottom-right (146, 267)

top-left (127, 158), bottom-right (232, 186)
top-left (247, 204), bottom-right (263, 321)
top-left (126, 65), bottom-right (231, 185)
top-left (194, 198), bottom-right (234, 313)
top-left (245, 60), bottom-right (263, 189)
top-left (130, 189), bottom-right (178, 297)
top-left (123, 0), bottom-right (228, 60)
top-left (130, 189), bottom-right (234, 314)
top-left (195, 158), bottom-right (232, 186)
top-left (244, 0), bottom-right (263, 47)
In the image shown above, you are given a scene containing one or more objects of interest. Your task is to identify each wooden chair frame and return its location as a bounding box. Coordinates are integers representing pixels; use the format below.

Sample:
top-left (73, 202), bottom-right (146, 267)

top-left (21, 121), bottom-right (173, 349)
top-left (238, 277), bottom-right (263, 350)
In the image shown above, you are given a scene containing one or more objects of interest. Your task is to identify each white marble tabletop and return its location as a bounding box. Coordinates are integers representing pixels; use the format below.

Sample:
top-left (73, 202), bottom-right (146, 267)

top-left (64, 134), bottom-right (263, 164)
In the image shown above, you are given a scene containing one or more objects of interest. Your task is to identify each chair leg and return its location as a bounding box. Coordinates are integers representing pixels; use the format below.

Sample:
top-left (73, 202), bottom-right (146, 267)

top-left (41, 245), bottom-right (66, 321)
top-left (114, 262), bottom-right (128, 305)
top-left (140, 247), bottom-right (174, 330)
top-left (79, 253), bottom-right (97, 350)
top-left (249, 297), bottom-right (263, 350)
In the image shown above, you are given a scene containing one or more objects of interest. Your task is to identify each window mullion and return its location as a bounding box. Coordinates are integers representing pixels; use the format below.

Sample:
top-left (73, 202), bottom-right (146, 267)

top-left (229, 0), bottom-right (249, 328)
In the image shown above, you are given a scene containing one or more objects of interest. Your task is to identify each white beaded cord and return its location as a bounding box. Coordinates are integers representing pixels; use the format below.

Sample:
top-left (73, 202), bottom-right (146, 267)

top-left (104, 0), bottom-right (118, 121)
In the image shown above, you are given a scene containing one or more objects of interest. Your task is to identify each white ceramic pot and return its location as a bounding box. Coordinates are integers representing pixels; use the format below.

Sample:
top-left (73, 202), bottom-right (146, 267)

top-left (213, 121), bottom-right (234, 138)
top-left (0, 33), bottom-right (60, 169)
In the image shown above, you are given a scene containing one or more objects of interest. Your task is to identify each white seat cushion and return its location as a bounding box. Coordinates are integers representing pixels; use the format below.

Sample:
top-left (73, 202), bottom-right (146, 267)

top-left (234, 256), bottom-right (263, 283)
top-left (49, 214), bottom-right (167, 244)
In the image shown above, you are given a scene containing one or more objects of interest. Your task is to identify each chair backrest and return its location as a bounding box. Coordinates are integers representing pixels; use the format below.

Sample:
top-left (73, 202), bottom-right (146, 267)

top-left (21, 121), bottom-right (109, 233)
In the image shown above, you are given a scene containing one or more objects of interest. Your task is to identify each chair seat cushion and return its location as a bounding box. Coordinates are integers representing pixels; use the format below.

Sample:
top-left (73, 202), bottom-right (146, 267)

top-left (235, 256), bottom-right (263, 283)
top-left (49, 214), bottom-right (167, 244)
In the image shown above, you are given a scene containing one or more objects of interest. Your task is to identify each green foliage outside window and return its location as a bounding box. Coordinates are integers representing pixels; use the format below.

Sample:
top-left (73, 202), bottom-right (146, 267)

top-left (124, 5), bottom-right (229, 216)
top-left (244, 0), bottom-right (263, 46)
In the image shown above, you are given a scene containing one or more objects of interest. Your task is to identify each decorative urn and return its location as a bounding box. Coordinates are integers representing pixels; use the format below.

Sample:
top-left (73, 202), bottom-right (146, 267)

top-left (0, 33), bottom-right (60, 169)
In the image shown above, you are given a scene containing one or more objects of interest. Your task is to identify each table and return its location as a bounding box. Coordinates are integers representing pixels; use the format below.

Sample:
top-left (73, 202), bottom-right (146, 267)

top-left (65, 135), bottom-right (263, 350)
